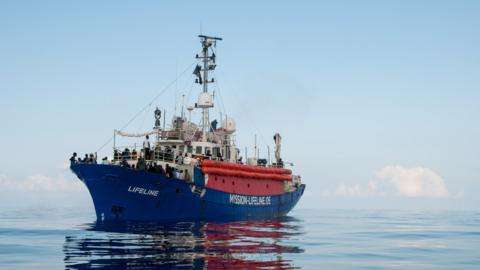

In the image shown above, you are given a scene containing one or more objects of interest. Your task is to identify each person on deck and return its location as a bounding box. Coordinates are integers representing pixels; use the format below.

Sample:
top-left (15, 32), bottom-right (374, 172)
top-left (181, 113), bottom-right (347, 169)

top-left (69, 153), bottom-right (77, 164)
top-left (176, 154), bottom-right (184, 165)
top-left (148, 162), bottom-right (156, 173)
top-left (89, 153), bottom-right (97, 164)
top-left (143, 135), bottom-right (151, 160)
top-left (157, 164), bottom-right (166, 176)
top-left (136, 157), bottom-right (146, 171)
top-left (122, 148), bottom-right (131, 160)
top-left (165, 164), bottom-right (172, 178)
top-left (102, 157), bottom-right (109, 164)
top-left (121, 158), bottom-right (129, 168)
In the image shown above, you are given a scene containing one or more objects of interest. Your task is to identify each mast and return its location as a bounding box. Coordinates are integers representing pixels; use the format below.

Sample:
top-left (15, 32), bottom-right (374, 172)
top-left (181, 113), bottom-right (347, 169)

top-left (194, 35), bottom-right (222, 142)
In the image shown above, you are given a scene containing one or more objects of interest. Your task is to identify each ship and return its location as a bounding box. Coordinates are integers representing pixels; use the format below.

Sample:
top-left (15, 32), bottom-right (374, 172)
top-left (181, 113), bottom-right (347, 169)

top-left (70, 35), bottom-right (305, 221)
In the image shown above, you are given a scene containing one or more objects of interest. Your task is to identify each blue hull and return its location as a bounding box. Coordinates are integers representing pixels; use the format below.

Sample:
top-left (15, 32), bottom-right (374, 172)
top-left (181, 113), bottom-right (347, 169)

top-left (71, 164), bottom-right (305, 221)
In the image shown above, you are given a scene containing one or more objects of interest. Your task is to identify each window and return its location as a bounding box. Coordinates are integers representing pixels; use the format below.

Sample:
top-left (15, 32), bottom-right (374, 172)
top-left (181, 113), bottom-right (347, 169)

top-left (195, 146), bottom-right (202, 154)
top-left (179, 145), bottom-right (185, 153)
top-left (187, 146), bottom-right (193, 153)
top-left (213, 147), bottom-right (220, 157)
top-left (226, 146), bottom-right (231, 159)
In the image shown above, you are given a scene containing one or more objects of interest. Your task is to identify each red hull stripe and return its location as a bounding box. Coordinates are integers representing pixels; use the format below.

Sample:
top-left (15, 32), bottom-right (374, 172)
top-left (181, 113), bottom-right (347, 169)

top-left (206, 174), bottom-right (285, 196)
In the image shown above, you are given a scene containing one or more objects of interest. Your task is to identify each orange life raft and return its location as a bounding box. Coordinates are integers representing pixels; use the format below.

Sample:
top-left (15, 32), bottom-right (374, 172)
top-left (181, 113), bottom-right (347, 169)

top-left (202, 160), bottom-right (292, 181)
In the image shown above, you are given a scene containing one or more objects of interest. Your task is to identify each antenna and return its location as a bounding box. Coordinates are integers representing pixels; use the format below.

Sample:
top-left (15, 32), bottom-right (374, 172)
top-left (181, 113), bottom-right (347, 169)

top-left (187, 106), bottom-right (194, 122)
top-left (254, 134), bottom-right (257, 159)
top-left (267, 145), bottom-right (270, 165)
top-left (181, 94), bottom-right (185, 119)
top-left (163, 109), bottom-right (166, 130)
top-left (174, 60), bottom-right (178, 116)
top-left (194, 35), bottom-right (222, 142)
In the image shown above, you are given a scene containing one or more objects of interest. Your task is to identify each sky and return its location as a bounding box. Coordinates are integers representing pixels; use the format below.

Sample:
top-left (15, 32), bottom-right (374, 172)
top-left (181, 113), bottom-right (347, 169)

top-left (0, 0), bottom-right (479, 211)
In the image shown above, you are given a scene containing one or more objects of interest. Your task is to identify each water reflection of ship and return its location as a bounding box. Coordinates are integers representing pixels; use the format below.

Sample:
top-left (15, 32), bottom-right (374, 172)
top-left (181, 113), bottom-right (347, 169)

top-left (64, 218), bottom-right (304, 269)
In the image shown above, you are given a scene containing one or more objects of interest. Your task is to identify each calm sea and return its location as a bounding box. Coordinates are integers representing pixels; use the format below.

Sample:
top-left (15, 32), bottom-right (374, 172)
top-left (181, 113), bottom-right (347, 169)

top-left (0, 207), bottom-right (479, 269)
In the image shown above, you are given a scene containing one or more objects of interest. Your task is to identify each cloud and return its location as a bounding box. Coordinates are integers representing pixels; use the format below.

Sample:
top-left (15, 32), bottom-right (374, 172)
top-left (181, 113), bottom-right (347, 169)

top-left (333, 165), bottom-right (449, 198)
top-left (0, 173), bottom-right (84, 192)
top-left (335, 181), bottom-right (383, 197)
top-left (376, 165), bottom-right (449, 198)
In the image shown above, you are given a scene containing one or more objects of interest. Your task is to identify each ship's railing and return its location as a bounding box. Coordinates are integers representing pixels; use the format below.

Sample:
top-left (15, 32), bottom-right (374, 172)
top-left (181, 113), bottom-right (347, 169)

top-left (112, 145), bottom-right (176, 163)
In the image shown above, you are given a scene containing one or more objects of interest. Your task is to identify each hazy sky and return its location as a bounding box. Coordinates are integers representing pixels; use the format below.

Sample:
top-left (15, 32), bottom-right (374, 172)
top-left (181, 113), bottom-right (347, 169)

top-left (1, 1), bottom-right (479, 210)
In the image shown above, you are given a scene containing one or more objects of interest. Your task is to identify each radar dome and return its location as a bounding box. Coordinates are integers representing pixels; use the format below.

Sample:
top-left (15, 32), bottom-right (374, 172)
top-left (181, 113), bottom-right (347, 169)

top-left (197, 92), bottom-right (213, 108)
top-left (223, 118), bottom-right (236, 133)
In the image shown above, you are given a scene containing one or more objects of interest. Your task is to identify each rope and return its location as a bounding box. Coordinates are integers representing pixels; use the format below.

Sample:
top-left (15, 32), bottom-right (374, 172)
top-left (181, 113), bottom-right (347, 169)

top-left (95, 61), bottom-right (198, 153)
top-left (212, 70), bottom-right (228, 116)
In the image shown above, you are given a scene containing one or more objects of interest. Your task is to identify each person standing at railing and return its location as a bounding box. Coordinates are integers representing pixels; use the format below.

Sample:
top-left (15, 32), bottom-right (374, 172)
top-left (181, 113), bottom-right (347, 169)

top-left (131, 149), bottom-right (138, 160)
top-left (176, 154), bottom-right (184, 165)
top-left (69, 152), bottom-right (77, 165)
top-left (143, 135), bottom-right (151, 160)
